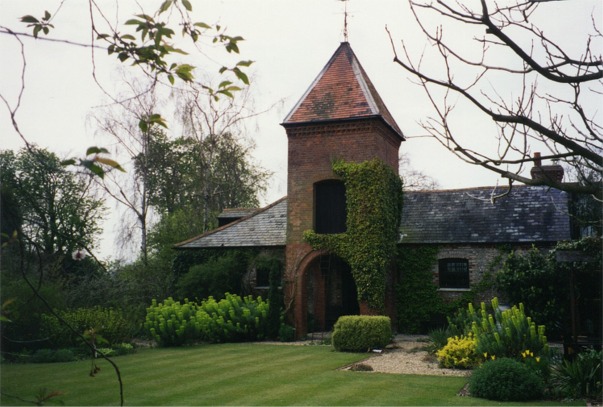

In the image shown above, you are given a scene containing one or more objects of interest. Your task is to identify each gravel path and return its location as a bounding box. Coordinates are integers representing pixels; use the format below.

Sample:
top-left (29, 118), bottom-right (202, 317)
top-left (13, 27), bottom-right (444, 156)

top-left (342, 335), bottom-right (471, 377)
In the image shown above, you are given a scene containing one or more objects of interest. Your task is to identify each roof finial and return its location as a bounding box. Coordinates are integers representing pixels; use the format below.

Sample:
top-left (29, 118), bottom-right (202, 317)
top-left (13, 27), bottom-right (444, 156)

top-left (340, 0), bottom-right (349, 42)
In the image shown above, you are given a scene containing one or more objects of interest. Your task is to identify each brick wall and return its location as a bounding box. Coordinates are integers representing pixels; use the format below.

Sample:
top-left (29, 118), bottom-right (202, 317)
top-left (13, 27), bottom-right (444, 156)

top-left (283, 117), bottom-right (401, 336)
top-left (285, 119), bottom-right (401, 245)
top-left (427, 243), bottom-right (554, 303)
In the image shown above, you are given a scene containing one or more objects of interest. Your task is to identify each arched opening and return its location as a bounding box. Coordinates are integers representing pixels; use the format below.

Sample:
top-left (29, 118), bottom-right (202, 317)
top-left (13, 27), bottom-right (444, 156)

top-left (305, 253), bottom-right (359, 332)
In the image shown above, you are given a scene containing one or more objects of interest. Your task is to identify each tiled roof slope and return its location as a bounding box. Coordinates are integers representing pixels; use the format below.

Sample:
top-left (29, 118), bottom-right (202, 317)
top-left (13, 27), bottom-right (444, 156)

top-left (283, 42), bottom-right (404, 139)
top-left (176, 186), bottom-right (571, 249)
top-left (400, 186), bottom-right (571, 244)
top-left (176, 198), bottom-right (287, 249)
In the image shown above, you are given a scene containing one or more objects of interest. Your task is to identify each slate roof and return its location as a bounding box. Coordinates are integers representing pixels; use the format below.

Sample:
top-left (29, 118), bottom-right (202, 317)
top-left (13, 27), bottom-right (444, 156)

top-left (175, 198), bottom-right (287, 249)
top-left (176, 186), bottom-right (572, 249)
top-left (400, 186), bottom-right (572, 244)
top-left (282, 42), bottom-right (404, 140)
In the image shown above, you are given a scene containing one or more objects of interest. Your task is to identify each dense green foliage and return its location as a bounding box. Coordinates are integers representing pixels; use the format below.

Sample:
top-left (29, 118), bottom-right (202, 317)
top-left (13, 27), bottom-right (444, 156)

top-left (264, 257), bottom-right (283, 340)
top-left (135, 131), bottom-right (267, 237)
top-left (331, 315), bottom-right (392, 352)
top-left (175, 251), bottom-right (249, 301)
top-left (305, 159), bottom-right (403, 311)
top-left (496, 246), bottom-right (569, 338)
top-left (144, 293), bottom-right (268, 346)
top-left (0, 147), bottom-right (105, 256)
top-left (40, 307), bottom-right (132, 348)
top-left (551, 348), bottom-right (602, 400)
top-left (470, 357), bottom-right (545, 401)
top-left (496, 237), bottom-right (602, 340)
top-left (395, 246), bottom-right (471, 333)
top-left (395, 246), bottom-right (440, 332)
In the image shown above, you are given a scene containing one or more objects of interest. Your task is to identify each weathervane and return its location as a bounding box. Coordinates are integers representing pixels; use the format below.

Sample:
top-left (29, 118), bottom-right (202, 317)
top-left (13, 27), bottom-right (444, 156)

top-left (340, 0), bottom-right (350, 42)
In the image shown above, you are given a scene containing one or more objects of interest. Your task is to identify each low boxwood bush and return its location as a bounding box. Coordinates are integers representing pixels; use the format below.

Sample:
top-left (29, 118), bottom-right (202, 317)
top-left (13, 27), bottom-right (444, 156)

top-left (469, 357), bottom-right (545, 401)
top-left (436, 334), bottom-right (479, 369)
top-left (332, 315), bottom-right (391, 352)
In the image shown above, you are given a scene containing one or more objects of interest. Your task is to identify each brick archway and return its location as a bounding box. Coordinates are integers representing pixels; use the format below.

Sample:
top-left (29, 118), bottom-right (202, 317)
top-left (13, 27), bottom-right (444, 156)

top-left (290, 250), bottom-right (359, 336)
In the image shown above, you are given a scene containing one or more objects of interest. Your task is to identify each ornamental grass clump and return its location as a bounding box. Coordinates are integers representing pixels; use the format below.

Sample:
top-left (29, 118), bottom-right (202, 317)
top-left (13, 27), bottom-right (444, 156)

top-left (550, 348), bottom-right (602, 400)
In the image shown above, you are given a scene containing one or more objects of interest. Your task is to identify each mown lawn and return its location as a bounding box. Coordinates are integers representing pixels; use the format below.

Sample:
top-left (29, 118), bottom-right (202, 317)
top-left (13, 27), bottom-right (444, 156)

top-left (0, 343), bottom-right (585, 406)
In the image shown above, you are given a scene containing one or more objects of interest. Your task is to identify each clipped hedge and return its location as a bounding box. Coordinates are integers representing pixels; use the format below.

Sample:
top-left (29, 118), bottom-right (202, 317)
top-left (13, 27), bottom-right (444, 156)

top-left (332, 315), bottom-right (392, 352)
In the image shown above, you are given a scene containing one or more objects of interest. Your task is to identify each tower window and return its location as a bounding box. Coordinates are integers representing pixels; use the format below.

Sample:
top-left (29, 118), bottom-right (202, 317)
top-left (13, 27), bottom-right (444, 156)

top-left (314, 180), bottom-right (346, 234)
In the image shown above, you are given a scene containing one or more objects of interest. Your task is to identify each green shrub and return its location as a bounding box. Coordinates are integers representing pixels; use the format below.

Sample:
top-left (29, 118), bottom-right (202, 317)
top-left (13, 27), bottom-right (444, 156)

top-left (175, 252), bottom-right (247, 301)
top-left (31, 348), bottom-right (76, 363)
top-left (40, 306), bottom-right (132, 348)
top-left (144, 297), bottom-right (200, 346)
top-left (279, 323), bottom-right (295, 342)
top-left (551, 348), bottom-right (602, 400)
top-left (469, 357), bottom-right (545, 401)
top-left (436, 334), bottom-right (480, 369)
top-left (332, 316), bottom-right (391, 352)
top-left (195, 293), bottom-right (269, 343)
top-left (145, 294), bottom-right (269, 346)
top-left (113, 342), bottom-right (136, 356)
top-left (464, 298), bottom-right (550, 363)
top-left (0, 277), bottom-right (67, 352)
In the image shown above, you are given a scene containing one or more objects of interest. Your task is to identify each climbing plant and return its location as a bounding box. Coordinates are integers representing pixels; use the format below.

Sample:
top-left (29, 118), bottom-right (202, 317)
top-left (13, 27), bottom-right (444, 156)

top-left (304, 159), bottom-right (403, 311)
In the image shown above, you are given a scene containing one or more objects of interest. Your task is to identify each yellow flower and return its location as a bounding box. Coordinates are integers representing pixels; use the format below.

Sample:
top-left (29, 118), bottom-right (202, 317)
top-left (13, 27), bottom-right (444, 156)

top-left (491, 355), bottom-right (496, 360)
top-left (535, 357), bottom-right (541, 363)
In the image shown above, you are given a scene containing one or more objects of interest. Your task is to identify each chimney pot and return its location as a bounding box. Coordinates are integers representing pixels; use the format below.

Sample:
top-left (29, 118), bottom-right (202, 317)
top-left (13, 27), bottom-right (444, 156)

top-left (530, 152), bottom-right (564, 183)
top-left (534, 152), bottom-right (542, 167)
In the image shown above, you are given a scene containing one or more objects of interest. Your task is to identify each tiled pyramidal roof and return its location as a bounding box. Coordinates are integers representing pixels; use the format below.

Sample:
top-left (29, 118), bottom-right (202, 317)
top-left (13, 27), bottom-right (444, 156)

top-left (176, 186), bottom-right (571, 249)
top-left (283, 42), bottom-right (404, 139)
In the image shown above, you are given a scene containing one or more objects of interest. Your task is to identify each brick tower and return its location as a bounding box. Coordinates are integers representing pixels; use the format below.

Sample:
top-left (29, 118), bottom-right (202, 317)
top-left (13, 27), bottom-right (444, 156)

top-left (281, 42), bottom-right (404, 336)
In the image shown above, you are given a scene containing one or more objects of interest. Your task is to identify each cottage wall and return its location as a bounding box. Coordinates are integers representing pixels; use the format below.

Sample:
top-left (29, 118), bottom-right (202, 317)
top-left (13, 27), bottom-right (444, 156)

top-left (427, 243), bottom-right (556, 303)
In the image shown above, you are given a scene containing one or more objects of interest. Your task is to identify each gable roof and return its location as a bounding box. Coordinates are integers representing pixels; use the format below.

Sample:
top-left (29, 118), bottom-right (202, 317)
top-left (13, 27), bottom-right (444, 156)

top-left (282, 42), bottom-right (404, 140)
top-left (176, 186), bottom-right (572, 249)
top-left (175, 198), bottom-right (287, 249)
top-left (400, 186), bottom-right (571, 244)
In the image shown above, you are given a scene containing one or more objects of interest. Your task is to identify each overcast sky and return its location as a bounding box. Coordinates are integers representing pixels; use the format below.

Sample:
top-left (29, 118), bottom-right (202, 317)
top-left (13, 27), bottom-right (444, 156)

top-left (1, 0), bottom-right (600, 260)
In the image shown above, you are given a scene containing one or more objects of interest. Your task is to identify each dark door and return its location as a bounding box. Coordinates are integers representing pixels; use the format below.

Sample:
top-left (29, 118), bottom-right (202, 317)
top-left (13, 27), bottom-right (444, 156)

top-left (324, 255), bottom-right (359, 329)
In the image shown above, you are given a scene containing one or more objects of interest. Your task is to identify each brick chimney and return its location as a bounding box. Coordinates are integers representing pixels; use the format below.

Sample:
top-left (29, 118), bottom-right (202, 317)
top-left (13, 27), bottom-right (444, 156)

top-left (530, 152), bottom-right (564, 183)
